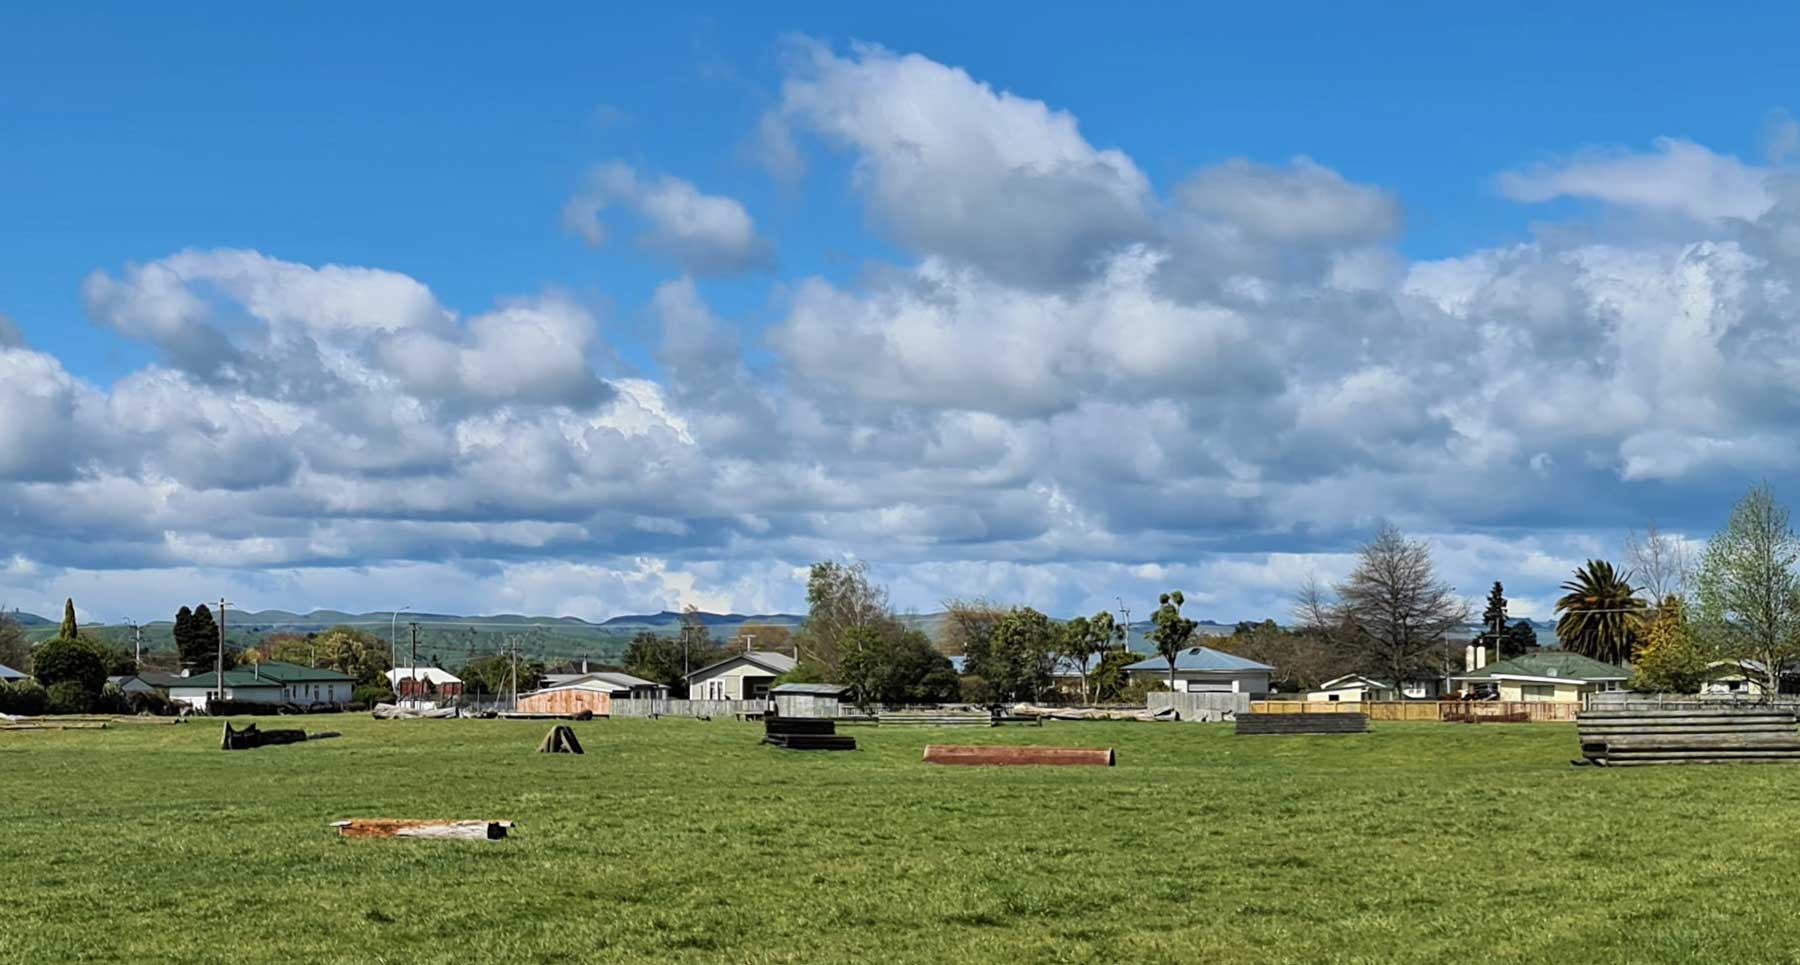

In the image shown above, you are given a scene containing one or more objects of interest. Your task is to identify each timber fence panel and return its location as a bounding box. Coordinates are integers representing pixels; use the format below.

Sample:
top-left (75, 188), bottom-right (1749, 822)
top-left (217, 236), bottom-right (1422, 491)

top-left (1247, 700), bottom-right (1582, 722)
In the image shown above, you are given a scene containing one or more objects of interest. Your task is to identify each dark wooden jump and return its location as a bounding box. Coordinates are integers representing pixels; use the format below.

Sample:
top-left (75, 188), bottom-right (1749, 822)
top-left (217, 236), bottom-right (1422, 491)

top-left (1235, 712), bottom-right (1369, 735)
top-left (1576, 709), bottom-right (1800, 766)
top-left (763, 715), bottom-right (856, 751)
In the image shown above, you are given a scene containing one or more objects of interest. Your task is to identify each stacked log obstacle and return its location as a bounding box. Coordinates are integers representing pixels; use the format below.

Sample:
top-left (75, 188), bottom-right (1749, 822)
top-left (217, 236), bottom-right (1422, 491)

top-left (537, 724), bottom-right (584, 754)
top-left (331, 819), bottom-right (513, 840)
top-left (763, 715), bottom-right (856, 751)
top-left (1576, 708), bottom-right (1800, 766)
top-left (1235, 712), bottom-right (1369, 735)
top-left (921, 745), bottom-right (1114, 766)
top-left (220, 722), bottom-right (341, 750)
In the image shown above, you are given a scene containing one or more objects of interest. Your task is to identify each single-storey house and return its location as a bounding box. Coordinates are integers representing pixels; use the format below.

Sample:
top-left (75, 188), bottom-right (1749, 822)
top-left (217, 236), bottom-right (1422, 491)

top-left (686, 651), bottom-right (797, 702)
top-left (770, 682), bottom-right (848, 717)
top-left (516, 671), bottom-right (667, 716)
top-left (168, 670), bottom-right (285, 711)
top-left (106, 674), bottom-right (160, 696)
top-left (1307, 674), bottom-right (1442, 702)
top-left (248, 661), bottom-right (355, 707)
top-left (1454, 652), bottom-right (1628, 702)
top-left (1697, 659), bottom-right (1800, 697)
top-left (1124, 647), bottom-right (1274, 694)
top-left (386, 667), bottom-right (464, 700)
top-left (0, 663), bottom-right (29, 684)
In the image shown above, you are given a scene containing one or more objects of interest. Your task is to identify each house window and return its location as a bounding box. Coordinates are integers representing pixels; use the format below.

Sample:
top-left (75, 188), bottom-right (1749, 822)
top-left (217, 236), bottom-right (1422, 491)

top-left (1521, 684), bottom-right (1555, 702)
top-left (1327, 694), bottom-right (1340, 702)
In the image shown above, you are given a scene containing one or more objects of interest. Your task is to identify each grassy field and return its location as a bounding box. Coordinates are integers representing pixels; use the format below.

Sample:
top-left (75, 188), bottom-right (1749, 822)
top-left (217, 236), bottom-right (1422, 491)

top-left (7, 717), bottom-right (1800, 963)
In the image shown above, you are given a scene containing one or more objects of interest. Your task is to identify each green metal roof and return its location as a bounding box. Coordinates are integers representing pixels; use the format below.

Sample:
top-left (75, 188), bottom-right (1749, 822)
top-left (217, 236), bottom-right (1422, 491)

top-left (171, 670), bottom-right (284, 689)
top-left (243, 660), bottom-right (355, 683)
top-left (1457, 651), bottom-right (1628, 682)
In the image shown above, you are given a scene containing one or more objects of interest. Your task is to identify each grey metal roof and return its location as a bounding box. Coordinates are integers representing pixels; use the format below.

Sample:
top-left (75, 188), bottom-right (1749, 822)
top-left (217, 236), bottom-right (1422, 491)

top-left (1123, 647), bottom-right (1275, 674)
top-left (686, 650), bottom-right (797, 680)
top-left (0, 663), bottom-right (27, 681)
top-left (771, 682), bottom-right (847, 695)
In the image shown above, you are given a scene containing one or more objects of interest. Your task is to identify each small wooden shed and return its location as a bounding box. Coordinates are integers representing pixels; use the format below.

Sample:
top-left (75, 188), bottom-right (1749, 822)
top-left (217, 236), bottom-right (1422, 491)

top-left (516, 671), bottom-right (662, 717)
top-left (770, 682), bottom-right (848, 718)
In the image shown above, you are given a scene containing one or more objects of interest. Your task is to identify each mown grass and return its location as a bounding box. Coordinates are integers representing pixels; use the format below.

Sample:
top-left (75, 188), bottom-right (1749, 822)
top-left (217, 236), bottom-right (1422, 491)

top-left (6, 717), bottom-right (1800, 963)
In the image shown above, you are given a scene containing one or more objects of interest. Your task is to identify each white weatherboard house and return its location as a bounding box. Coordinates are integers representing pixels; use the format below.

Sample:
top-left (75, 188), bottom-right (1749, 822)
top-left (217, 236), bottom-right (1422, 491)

top-left (168, 670), bottom-right (285, 711)
top-left (1124, 647), bottom-right (1273, 694)
top-left (1308, 674), bottom-right (1442, 702)
top-left (686, 651), bottom-right (797, 702)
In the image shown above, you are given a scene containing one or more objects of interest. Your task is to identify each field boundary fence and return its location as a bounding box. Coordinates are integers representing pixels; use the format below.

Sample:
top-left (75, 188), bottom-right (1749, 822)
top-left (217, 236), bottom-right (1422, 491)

top-left (1248, 700), bottom-right (1581, 722)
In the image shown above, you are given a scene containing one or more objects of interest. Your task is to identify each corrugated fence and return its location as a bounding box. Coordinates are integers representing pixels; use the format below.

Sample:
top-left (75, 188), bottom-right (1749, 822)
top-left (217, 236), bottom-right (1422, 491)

top-left (1147, 692), bottom-right (1252, 722)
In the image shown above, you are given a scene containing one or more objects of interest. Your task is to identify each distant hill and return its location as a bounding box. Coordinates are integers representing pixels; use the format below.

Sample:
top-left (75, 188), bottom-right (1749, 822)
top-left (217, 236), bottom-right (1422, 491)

top-left (8, 606), bottom-right (1564, 662)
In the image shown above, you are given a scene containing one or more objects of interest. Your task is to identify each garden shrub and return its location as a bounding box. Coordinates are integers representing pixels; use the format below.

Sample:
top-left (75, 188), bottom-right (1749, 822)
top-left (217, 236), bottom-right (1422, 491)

top-left (46, 680), bottom-right (92, 715)
top-left (0, 680), bottom-right (49, 716)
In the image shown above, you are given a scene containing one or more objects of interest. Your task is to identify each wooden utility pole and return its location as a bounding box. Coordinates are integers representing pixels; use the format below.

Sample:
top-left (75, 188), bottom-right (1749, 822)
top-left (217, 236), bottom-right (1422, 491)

top-left (509, 637), bottom-right (519, 710)
top-left (216, 599), bottom-right (230, 706)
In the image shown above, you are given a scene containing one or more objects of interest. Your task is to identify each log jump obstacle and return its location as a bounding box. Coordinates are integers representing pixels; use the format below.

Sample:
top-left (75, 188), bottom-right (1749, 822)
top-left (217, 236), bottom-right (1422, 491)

top-left (220, 722), bottom-right (340, 750)
top-left (1576, 708), bottom-right (1800, 766)
top-left (1235, 712), bottom-right (1368, 735)
top-left (331, 819), bottom-right (513, 840)
top-left (763, 715), bottom-right (856, 751)
top-left (921, 745), bottom-right (1114, 766)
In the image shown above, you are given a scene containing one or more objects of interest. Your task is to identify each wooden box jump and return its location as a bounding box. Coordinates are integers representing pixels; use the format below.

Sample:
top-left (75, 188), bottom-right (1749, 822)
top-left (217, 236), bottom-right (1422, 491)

top-left (762, 715), bottom-right (856, 751)
top-left (1234, 712), bottom-right (1369, 735)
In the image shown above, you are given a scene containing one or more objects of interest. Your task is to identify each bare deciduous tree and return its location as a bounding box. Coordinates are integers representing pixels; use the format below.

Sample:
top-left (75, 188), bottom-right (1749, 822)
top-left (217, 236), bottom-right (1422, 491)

top-left (1626, 523), bottom-right (1693, 603)
top-left (1298, 525), bottom-right (1471, 692)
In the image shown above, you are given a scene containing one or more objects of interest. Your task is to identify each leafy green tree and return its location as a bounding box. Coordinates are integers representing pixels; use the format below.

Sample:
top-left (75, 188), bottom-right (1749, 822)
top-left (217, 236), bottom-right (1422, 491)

top-left (30, 636), bottom-right (108, 695)
top-left (623, 629), bottom-right (725, 697)
top-left (1555, 560), bottom-right (1645, 666)
top-left (174, 604), bottom-right (223, 672)
top-left (1502, 619), bottom-right (1538, 658)
top-left (1056, 611), bottom-right (1123, 704)
top-left (792, 561), bottom-right (890, 681)
top-left (839, 624), bottom-right (957, 706)
top-left (973, 607), bottom-right (1056, 702)
top-left (314, 627), bottom-right (393, 687)
top-left (1087, 647), bottom-right (1141, 703)
top-left (1471, 583), bottom-right (1537, 661)
top-left (1220, 620), bottom-right (1350, 691)
top-left (1149, 591), bottom-right (1199, 693)
top-left (1630, 596), bottom-right (1710, 694)
top-left (57, 598), bottom-right (78, 640)
top-left (0, 609), bottom-right (29, 674)
top-left (1693, 483), bottom-right (1800, 696)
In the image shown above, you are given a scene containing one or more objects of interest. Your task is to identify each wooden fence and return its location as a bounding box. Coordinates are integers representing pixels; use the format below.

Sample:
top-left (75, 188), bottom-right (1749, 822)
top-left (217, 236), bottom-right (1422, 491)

top-left (1248, 700), bottom-right (1582, 722)
top-left (609, 698), bottom-right (766, 718)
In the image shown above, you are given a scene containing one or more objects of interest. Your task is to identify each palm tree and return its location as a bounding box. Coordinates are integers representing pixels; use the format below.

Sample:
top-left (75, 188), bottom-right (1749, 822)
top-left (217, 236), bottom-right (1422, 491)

top-left (1554, 560), bottom-right (1646, 665)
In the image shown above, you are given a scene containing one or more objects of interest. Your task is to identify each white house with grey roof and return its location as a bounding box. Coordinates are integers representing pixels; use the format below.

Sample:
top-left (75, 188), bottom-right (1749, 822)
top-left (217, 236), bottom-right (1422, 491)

top-left (685, 651), bottom-right (796, 701)
top-left (1124, 647), bottom-right (1274, 694)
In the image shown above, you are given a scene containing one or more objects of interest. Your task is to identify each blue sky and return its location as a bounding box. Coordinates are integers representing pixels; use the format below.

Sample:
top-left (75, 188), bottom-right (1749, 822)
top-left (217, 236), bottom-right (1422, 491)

top-left (2, 3), bottom-right (1798, 624)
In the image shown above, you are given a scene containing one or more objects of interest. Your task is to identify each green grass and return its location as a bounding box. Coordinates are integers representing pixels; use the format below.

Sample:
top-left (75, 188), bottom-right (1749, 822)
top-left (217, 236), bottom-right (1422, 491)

top-left (6, 718), bottom-right (1800, 963)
